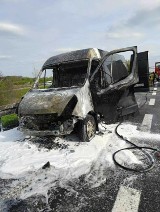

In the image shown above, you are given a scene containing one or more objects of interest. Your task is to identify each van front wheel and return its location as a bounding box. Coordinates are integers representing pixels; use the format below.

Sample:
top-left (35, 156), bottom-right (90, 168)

top-left (78, 115), bottom-right (96, 142)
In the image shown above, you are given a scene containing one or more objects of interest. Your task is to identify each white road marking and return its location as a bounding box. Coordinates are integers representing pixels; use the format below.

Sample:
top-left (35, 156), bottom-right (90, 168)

top-left (154, 88), bottom-right (157, 91)
top-left (155, 83), bottom-right (158, 87)
top-left (152, 92), bottom-right (156, 95)
top-left (140, 114), bottom-right (153, 131)
top-left (112, 186), bottom-right (141, 212)
top-left (149, 99), bottom-right (155, 105)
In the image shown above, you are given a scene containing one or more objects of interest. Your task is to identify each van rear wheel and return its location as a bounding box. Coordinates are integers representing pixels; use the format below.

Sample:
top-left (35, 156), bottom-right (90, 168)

top-left (78, 114), bottom-right (96, 142)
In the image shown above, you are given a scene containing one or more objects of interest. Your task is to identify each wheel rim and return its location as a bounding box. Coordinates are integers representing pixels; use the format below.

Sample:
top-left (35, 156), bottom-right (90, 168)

top-left (86, 120), bottom-right (95, 139)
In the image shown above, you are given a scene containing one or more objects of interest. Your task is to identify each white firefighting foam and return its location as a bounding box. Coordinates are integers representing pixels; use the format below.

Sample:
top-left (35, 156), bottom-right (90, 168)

top-left (0, 123), bottom-right (145, 198)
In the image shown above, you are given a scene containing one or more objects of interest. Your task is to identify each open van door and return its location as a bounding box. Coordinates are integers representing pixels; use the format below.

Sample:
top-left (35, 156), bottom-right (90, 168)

top-left (90, 46), bottom-right (138, 123)
top-left (134, 51), bottom-right (149, 91)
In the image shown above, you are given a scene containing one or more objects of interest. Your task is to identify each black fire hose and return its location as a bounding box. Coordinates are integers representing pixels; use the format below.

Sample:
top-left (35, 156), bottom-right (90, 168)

top-left (113, 122), bottom-right (159, 172)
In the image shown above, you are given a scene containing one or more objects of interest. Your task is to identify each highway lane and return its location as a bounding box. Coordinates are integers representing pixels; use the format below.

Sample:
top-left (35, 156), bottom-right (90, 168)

top-left (1, 82), bottom-right (160, 212)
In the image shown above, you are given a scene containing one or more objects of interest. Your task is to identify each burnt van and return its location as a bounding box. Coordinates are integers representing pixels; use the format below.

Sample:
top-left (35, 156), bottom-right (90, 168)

top-left (18, 46), bottom-right (142, 141)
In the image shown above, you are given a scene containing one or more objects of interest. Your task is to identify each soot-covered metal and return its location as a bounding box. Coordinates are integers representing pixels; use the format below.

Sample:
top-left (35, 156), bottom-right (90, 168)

top-left (18, 47), bottom-right (144, 141)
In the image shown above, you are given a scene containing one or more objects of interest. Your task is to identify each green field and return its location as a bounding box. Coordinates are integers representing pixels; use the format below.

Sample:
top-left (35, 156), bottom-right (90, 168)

top-left (0, 76), bottom-right (34, 107)
top-left (0, 75), bottom-right (53, 107)
top-left (0, 76), bottom-right (34, 129)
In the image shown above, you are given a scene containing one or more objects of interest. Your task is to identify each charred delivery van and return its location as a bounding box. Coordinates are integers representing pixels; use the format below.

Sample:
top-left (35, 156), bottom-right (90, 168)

top-left (18, 46), bottom-right (141, 141)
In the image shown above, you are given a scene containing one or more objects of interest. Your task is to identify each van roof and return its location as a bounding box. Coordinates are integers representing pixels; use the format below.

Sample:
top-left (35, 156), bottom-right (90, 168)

top-left (42, 48), bottom-right (107, 68)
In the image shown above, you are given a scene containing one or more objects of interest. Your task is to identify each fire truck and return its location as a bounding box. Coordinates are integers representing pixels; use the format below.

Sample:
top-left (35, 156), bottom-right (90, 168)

top-left (155, 62), bottom-right (160, 81)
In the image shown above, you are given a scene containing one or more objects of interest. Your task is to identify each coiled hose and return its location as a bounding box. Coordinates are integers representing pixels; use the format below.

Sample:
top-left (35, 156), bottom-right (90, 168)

top-left (113, 122), bottom-right (159, 172)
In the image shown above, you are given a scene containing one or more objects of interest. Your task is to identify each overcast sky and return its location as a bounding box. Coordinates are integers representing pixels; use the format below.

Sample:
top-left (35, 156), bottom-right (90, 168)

top-left (0, 0), bottom-right (160, 77)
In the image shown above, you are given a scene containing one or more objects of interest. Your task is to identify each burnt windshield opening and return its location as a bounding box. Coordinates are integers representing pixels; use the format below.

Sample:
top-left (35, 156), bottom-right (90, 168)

top-left (36, 60), bottom-right (89, 89)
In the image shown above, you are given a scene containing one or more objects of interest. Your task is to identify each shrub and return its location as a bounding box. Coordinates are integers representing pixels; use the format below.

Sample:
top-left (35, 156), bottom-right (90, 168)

top-left (1, 113), bottom-right (19, 129)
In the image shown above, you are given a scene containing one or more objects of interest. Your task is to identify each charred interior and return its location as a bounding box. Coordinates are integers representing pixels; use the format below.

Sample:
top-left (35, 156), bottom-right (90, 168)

top-left (36, 60), bottom-right (89, 89)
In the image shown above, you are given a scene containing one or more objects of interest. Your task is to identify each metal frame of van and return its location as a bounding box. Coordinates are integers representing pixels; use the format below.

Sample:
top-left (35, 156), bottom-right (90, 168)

top-left (18, 46), bottom-right (146, 141)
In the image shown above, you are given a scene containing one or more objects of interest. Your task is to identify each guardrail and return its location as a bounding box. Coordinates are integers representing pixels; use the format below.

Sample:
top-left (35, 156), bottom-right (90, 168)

top-left (0, 103), bottom-right (19, 117)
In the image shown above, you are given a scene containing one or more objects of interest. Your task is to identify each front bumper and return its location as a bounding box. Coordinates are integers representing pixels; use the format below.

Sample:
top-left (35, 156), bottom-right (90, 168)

top-left (18, 127), bottom-right (72, 136)
top-left (18, 115), bottom-right (77, 136)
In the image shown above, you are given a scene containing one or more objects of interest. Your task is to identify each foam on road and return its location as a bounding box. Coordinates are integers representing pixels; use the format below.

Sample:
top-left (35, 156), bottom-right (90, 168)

top-left (0, 125), bottom-right (141, 198)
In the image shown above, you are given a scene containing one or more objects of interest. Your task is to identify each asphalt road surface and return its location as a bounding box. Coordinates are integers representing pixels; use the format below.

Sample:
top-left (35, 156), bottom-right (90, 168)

top-left (1, 82), bottom-right (160, 212)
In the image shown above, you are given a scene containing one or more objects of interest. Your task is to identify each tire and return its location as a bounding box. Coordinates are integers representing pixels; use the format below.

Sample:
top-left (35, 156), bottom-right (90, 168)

top-left (78, 114), bottom-right (96, 142)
